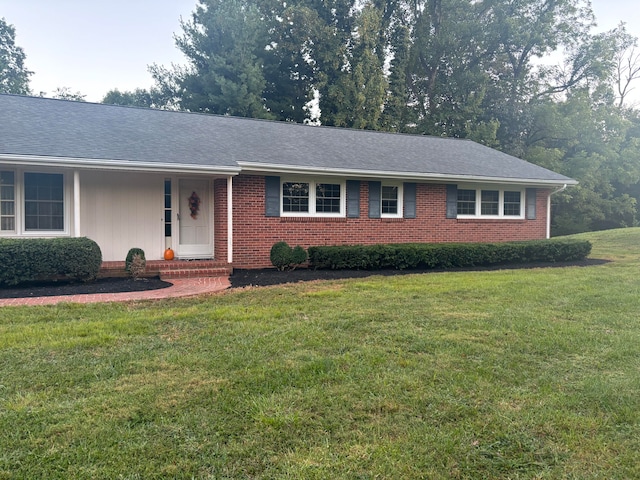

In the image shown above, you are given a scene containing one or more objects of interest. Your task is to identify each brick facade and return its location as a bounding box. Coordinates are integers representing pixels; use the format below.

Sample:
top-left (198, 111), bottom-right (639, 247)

top-left (222, 175), bottom-right (550, 269)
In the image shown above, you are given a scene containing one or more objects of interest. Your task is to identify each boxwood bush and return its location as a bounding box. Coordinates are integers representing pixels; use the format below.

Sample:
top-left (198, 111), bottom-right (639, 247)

top-left (270, 241), bottom-right (308, 271)
top-left (307, 239), bottom-right (592, 271)
top-left (0, 237), bottom-right (103, 286)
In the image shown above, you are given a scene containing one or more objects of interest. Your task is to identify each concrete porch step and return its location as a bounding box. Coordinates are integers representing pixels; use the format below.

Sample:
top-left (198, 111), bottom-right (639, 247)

top-left (100, 260), bottom-right (232, 280)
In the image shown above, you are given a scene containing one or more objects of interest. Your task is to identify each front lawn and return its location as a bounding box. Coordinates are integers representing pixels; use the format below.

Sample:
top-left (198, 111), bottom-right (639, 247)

top-left (1, 229), bottom-right (640, 478)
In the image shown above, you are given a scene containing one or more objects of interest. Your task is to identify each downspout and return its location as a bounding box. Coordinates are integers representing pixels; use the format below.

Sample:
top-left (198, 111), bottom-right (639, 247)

top-left (547, 184), bottom-right (567, 239)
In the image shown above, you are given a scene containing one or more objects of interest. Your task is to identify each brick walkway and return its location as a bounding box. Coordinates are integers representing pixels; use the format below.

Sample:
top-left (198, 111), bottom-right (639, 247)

top-left (0, 277), bottom-right (231, 307)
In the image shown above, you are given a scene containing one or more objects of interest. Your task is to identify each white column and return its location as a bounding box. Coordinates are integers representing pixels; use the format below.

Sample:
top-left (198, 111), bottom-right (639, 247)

top-left (546, 193), bottom-right (551, 239)
top-left (73, 170), bottom-right (81, 237)
top-left (227, 175), bottom-right (233, 264)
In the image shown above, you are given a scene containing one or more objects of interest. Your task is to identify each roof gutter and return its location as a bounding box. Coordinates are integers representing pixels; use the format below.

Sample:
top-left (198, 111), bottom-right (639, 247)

top-left (237, 162), bottom-right (578, 187)
top-left (0, 154), bottom-right (241, 175)
top-left (550, 183), bottom-right (569, 195)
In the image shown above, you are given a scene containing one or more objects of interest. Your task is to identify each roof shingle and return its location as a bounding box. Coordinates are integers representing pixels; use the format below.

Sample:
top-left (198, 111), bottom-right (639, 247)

top-left (0, 94), bottom-right (575, 185)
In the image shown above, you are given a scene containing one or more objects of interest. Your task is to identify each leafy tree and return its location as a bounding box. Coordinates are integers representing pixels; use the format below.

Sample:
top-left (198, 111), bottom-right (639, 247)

top-left (164, 0), bottom-right (273, 118)
top-left (524, 93), bottom-right (640, 235)
top-left (47, 87), bottom-right (86, 102)
top-left (0, 17), bottom-right (31, 95)
top-left (102, 88), bottom-right (160, 108)
top-left (326, 4), bottom-right (388, 129)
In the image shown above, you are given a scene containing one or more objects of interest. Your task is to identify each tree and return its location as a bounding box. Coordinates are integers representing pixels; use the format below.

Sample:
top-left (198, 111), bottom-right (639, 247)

top-left (612, 25), bottom-right (640, 108)
top-left (47, 87), bottom-right (86, 102)
top-left (523, 93), bottom-right (640, 235)
top-left (166, 0), bottom-right (273, 118)
top-left (325, 4), bottom-right (388, 129)
top-left (102, 88), bottom-right (160, 108)
top-left (0, 17), bottom-right (31, 95)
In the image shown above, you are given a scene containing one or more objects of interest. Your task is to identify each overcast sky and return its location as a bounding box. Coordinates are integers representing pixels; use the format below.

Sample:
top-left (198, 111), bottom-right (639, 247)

top-left (1, 0), bottom-right (639, 102)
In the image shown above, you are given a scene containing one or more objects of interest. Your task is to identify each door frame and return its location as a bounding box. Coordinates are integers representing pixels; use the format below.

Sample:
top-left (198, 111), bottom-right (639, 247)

top-left (173, 177), bottom-right (214, 259)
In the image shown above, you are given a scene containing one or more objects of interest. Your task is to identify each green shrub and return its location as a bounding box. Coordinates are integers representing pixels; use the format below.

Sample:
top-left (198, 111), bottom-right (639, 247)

top-left (270, 241), bottom-right (308, 271)
top-left (125, 248), bottom-right (146, 276)
top-left (0, 237), bottom-right (102, 286)
top-left (308, 239), bottom-right (592, 271)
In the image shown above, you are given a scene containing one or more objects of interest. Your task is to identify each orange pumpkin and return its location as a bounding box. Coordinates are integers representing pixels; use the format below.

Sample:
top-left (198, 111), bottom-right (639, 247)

top-left (164, 248), bottom-right (175, 260)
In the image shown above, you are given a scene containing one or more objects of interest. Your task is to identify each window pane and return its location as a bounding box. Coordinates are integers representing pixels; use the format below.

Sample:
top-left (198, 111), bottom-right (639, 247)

top-left (457, 189), bottom-right (476, 215)
top-left (481, 190), bottom-right (499, 215)
top-left (0, 171), bottom-right (14, 185)
top-left (283, 182), bottom-right (310, 213)
top-left (1, 185), bottom-right (14, 200)
top-left (1, 201), bottom-right (14, 216)
top-left (316, 183), bottom-right (341, 213)
top-left (381, 185), bottom-right (398, 214)
top-left (1, 217), bottom-right (14, 231)
top-left (24, 172), bottom-right (64, 231)
top-left (504, 191), bottom-right (521, 216)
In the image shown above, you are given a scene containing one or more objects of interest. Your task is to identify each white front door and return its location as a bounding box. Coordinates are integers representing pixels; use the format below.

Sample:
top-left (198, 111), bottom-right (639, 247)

top-left (177, 178), bottom-right (213, 258)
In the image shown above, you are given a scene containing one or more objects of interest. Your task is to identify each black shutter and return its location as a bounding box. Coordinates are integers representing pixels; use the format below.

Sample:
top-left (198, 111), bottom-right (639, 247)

top-left (403, 182), bottom-right (417, 219)
top-left (368, 181), bottom-right (381, 218)
top-left (346, 180), bottom-right (360, 218)
top-left (526, 188), bottom-right (537, 220)
top-left (446, 184), bottom-right (458, 219)
top-left (265, 176), bottom-right (280, 217)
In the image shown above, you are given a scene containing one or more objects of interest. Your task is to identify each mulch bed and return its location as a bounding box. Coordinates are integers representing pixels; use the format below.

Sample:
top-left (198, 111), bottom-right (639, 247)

top-left (0, 277), bottom-right (172, 299)
top-left (0, 258), bottom-right (607, 299)
top-left (229, 258), bottom-right (608, 288)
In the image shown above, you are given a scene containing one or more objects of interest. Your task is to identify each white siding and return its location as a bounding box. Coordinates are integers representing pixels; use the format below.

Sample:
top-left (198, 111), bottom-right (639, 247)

top-left (80, 171), bottom-right (164, 261)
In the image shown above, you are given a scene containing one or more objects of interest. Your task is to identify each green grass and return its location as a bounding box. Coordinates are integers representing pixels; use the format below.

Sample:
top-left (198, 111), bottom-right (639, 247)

top-left (1, 228), bottom-right (640, 478)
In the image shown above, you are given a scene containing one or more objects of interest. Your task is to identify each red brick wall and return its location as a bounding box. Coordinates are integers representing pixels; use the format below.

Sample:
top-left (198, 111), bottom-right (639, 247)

top-left (213, 178), bottom-right (228, 263)
top-left (229, 175), bottom-right (550, 268)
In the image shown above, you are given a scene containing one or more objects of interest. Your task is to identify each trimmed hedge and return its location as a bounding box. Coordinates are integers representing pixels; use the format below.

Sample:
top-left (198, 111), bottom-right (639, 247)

top-left (307, 239), bottom-right (592, 271)
top-left (270, 241), bottom-right (308, 271)
top-left (0, 237), bottom-right (103, 286)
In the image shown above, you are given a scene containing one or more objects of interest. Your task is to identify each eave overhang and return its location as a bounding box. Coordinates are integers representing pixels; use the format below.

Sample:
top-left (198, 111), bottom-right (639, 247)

top-left (0, 154), bottom-right (241, 175)
top-left (237, 161), bottom-right (578, 188)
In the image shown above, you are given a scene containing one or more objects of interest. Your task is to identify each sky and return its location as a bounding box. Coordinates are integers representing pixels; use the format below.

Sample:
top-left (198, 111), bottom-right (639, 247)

top-left (1, 0), bottom-right (639, 103)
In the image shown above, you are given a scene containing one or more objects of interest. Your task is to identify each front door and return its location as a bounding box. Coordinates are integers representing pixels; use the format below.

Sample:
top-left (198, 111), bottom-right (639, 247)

top-left (177, 178), bottom-right (213, 258)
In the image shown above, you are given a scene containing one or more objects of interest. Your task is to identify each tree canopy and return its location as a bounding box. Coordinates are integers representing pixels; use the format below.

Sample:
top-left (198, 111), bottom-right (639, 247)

top-left (150, 0), bottom-right (640, 235)
top-left (0, 17), bottom-right (31, 95)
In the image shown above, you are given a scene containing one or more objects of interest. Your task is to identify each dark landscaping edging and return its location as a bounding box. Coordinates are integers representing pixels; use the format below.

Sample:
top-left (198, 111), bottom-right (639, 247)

top-left (230, 258), bottom-right (609, 288)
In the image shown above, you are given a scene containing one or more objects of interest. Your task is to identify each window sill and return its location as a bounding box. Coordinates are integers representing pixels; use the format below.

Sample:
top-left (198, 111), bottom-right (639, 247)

top-left (456, 217), bottom-right (526, 223)
top-left (278, 217), bottom-right (348, 223)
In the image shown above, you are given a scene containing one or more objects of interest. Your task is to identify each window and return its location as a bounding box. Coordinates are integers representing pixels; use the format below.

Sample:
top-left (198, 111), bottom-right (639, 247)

top-left (282, 180), bottom-right (344, 216)
top-left (0, 170), bottom-right (68, 236)
top-left (503, 191), bottom-right (521, 216)
top-left (316, 183), bottom-right (341, 213)
top-left (24, 173), bottom-right (64, 231)
top-left (457, 189), bottom-right (476, 215)
top-left (481, 190), bottom-right (499, 215)
top-left (381, 186), bottom-right (399, 215)
top-left (1, 171), bottom-right (15, 232)
top-left (457, 187), bottom-right (523, 218)
top-left (283, 182), bottom-right (310, 213)
top-left (164, 179), bottom-right (172, 237)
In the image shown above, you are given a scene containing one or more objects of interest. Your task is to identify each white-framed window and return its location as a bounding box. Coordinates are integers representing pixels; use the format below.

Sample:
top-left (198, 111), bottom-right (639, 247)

top-left (0, 171), bottom-right (15, 232)
top-left (0, 169), bottom-right (70, 236)
top-left (457, 186), bottom-right (524, 219)
top-left (381, 183), bottom-right (403, 218)
top-left (281, 179), bottom-right (345, 217)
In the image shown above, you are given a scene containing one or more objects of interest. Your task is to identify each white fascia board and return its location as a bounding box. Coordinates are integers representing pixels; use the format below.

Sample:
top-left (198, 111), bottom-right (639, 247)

top-left (0, 154), bottom-right (241, 175)
top-left (237, 161), bottom-right (578, 187)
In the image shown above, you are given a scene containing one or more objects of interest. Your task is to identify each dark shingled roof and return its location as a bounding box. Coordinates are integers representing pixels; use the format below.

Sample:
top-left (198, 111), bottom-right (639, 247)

top-left (0, 94), bottom-right (575, 185)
